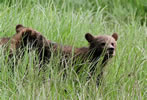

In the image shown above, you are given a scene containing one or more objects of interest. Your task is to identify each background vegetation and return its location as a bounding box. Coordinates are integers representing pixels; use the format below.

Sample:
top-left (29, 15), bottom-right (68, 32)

top-left (0, 0), bottom-right (146, 99)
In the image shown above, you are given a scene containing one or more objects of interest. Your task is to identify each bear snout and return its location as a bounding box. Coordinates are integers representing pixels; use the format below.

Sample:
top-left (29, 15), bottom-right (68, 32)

top-left (107, 47), bottom-right (114, 55)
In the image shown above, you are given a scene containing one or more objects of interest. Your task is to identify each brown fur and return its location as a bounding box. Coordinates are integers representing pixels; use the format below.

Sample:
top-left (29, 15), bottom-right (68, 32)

top-left (0, 37), bottom-right (10, 46)
top-left (0, 24), bottom-right (118, 85)
top-left (11, 25), bottom-right (52, 63)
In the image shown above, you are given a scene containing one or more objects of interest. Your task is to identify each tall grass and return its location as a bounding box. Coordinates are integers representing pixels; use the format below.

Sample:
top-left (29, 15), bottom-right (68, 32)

top-left (0, 0), bottom-right (146, 99)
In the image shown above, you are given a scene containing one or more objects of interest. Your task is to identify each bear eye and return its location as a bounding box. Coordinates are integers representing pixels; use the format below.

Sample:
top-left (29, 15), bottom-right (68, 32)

top-left (111, 43), bottom-right (114, 46)
top-left (101, 43), bottom-right (106, 46)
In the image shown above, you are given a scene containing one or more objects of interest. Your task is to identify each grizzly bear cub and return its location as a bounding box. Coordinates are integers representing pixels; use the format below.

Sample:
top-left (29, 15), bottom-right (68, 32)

top-left (0, 24), bottom-right (118, 85)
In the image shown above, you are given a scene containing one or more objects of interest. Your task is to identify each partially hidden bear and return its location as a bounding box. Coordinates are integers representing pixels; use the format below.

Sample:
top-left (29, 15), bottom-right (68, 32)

top-left (0, 24), bottom-right (118, 85)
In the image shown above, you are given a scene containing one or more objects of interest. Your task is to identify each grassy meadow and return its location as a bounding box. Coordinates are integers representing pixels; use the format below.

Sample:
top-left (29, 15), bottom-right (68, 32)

top-left (0, 0), bottom-right (147, 99)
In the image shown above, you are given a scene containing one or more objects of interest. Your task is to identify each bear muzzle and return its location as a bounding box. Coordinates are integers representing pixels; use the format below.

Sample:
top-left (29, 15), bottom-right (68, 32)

top-left (106, 47), bottom-right (115, 57)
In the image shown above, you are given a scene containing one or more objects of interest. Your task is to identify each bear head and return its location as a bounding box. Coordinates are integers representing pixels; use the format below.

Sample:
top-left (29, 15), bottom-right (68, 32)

top-left (14, 24), bottom-right (48, 48)
top-left (85, 33), bottom-right (118, 59)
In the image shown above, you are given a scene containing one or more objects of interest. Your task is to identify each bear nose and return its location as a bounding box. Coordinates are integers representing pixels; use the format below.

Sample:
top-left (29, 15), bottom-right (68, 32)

top-left (108, 47), bottom-right (114, 51)
top-left (107, 47), bottom-right (114, 54)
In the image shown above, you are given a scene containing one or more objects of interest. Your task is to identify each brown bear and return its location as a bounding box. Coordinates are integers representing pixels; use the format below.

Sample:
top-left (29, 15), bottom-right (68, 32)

top-left (0, 24), bottom-right (118, 85)
top-left (0, 24), bottom-right (51, 63)
top-left (0, 24), bottom-right (25, 47)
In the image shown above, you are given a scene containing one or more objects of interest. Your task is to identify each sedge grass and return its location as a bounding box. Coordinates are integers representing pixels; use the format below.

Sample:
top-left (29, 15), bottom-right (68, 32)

top-left (0, 0), bottom-right (146, 99)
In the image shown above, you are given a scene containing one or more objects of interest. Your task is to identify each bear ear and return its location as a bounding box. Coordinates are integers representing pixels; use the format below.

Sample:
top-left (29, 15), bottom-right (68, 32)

top-left (112, 33), bottom-right (118, 41)
top-left (85, 33), bottom-right (94, 43)
top-left (16, 24), bottom-right (24, 33)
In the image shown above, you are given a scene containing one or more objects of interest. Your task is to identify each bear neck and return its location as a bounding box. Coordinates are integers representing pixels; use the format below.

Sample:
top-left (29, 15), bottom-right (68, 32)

top-left (87, 47), bottom-right (110, 65)
top-left (88, 48), bottom-right (102, 61)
